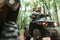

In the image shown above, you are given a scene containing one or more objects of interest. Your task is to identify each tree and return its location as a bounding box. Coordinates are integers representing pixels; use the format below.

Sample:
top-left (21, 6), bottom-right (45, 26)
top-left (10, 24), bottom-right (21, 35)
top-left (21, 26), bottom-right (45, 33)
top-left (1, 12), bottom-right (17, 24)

top-left (53, 0), bottom-right (59, 26)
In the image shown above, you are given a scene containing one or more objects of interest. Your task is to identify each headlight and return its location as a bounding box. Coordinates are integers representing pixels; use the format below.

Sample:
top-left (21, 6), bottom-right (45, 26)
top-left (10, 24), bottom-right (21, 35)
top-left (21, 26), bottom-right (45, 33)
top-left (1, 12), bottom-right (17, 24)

top-left (42, 22), bottom-right (48, 26)
top-left (42, 22), bottom-right (46, 25)
top-left (36, 22), bottom-right (48, 26)
top-left (54, 22), bottom-right (57, 26)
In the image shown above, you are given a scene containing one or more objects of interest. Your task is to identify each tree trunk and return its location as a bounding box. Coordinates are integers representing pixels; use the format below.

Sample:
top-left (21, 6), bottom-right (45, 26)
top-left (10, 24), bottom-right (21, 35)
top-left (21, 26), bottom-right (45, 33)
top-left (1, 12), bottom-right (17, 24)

top-left (53, 0), bottom-right (59, 26)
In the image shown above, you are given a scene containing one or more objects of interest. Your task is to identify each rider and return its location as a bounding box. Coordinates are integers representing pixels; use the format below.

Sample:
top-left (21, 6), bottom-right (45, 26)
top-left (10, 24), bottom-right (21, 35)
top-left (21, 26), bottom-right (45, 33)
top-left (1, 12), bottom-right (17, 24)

top-left (36, 6), bottom-right (42, 14)
top-left (28, 6), bottom-right (50, 40)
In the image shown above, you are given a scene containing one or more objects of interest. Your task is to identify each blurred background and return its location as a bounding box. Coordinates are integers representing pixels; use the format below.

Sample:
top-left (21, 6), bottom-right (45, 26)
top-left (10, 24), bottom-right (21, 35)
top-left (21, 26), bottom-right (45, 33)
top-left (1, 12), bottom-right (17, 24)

top-left (17, 0), bottom-right (60, 32)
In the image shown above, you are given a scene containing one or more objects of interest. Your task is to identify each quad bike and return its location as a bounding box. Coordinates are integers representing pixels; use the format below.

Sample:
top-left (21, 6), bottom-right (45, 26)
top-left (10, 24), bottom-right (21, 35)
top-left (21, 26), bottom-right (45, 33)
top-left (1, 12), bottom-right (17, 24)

top-left (24, 14), bottom-right (58, 40)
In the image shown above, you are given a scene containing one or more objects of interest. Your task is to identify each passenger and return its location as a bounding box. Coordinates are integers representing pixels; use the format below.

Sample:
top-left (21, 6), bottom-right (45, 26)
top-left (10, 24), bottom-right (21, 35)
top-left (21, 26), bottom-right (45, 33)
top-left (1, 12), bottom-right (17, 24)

top-left (32, 8), bottom-right (36, 13)
top-left (30, 8), bottom-right (38, 21)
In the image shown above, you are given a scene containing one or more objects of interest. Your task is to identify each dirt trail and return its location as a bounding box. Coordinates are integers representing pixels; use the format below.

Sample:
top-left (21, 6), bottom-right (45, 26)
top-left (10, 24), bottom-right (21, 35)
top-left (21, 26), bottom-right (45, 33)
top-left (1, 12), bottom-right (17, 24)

top-left (20, 33), bottom-right (24, 40)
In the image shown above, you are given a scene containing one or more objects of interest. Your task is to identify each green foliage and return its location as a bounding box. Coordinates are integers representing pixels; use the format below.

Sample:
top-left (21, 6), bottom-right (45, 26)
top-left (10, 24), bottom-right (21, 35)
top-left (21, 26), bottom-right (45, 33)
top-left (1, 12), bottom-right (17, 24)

top-left (17, 0), bottom-right (60, 30)
top-left (17, 10), bottom-right (30, 29)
